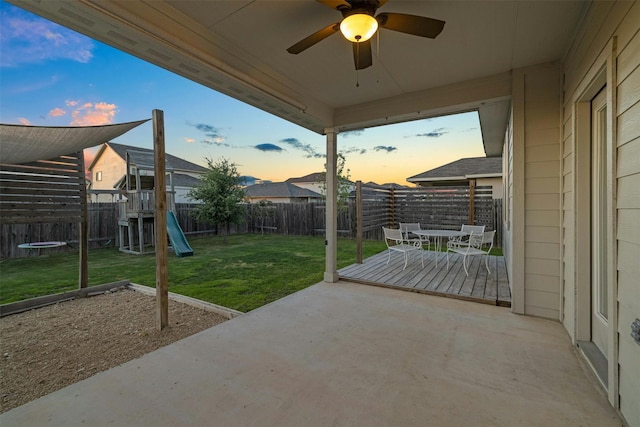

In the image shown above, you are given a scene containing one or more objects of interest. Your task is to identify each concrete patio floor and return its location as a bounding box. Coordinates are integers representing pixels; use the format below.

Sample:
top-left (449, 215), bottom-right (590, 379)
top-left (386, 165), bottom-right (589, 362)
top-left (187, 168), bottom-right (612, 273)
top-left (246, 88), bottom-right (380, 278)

top-left (1, 281), bottom-right (622, 426)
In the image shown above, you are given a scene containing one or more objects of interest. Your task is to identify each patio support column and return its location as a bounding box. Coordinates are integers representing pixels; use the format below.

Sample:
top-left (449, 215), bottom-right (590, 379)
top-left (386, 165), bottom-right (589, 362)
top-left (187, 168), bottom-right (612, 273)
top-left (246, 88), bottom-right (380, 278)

top-left (324, 128), bottom-right (338, 283)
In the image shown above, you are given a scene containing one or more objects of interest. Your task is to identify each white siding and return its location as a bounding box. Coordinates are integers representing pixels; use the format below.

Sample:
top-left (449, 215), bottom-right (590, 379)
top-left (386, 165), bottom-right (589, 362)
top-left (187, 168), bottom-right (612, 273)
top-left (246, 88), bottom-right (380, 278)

top-left (518, 63), bottom-right (563, 319)
top-left (615, 27), bottom-right (640, 427)
top-left (90, 147), bottom-right (126, 190)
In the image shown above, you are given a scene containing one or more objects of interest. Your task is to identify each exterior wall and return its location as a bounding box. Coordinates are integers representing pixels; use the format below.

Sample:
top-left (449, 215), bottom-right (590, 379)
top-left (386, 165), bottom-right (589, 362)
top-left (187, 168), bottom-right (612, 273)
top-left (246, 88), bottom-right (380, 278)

top-left (616, 26), bottom-right (640, 426)
top-left (90, 148), bottom-right (126, 190)
top-left (512, 63), bottom-right (563, 320)
top-left (293, 182), bottom-right (324, 194)
top-left (561, 1), bottom-right (640, 424)
top-left (476, 177), bottom-right (503, 199)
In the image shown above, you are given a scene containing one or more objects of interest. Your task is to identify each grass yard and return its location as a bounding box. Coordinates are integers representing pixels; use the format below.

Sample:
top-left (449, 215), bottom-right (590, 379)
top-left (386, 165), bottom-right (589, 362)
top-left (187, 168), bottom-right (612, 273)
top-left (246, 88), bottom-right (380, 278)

top-left (0, 234), bottom-right (386, 312)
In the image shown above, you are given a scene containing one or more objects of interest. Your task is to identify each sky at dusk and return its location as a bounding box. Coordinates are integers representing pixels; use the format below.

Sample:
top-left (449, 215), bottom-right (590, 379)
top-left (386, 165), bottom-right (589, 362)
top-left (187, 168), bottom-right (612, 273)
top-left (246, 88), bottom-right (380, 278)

top-left (0, 1), bottom-right (485, 185)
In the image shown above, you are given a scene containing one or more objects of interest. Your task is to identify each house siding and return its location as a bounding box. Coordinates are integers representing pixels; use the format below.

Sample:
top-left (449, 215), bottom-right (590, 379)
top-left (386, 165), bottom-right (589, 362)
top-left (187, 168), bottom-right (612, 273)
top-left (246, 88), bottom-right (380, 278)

top-left (90, 148), bottom-right (126, 191)
top-left (517, 63), bottom-right (563, 320)
top-left (561, 1), bottom-right (640, 424)
top-left (615, 23), bottom-right (640, 427)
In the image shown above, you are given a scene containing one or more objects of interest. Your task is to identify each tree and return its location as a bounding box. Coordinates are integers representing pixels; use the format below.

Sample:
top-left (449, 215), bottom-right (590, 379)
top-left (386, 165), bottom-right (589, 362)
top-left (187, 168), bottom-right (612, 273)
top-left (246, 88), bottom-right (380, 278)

top-left (188, 157), bottom-right (246, 242)
top-left (320, 153), bottom-right (352, 212)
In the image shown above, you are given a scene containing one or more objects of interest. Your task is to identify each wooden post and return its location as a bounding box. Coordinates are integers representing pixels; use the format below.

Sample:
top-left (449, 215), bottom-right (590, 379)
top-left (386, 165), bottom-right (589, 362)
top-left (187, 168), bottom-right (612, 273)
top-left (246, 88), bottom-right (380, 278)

top-left (77, 151), bottom-right (89, 289)
top-left (389, 187), bottom-right (395, 227)
top-left (153, 109), bottom-right (169, 330)
top-left (324, 128), bottom-right (338, 283)
top-left (469, 179), bottom-right (476, 225)
top-left (356, 180), bottom-right (363, 264)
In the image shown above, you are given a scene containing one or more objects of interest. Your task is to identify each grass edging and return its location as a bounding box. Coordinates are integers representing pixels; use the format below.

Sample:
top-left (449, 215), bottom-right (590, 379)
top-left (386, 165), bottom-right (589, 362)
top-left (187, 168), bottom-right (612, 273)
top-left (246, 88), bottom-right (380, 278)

top-left (0, 280), bottom-right (130, 318)
top-left (127, 283), bottom-right (244, 319)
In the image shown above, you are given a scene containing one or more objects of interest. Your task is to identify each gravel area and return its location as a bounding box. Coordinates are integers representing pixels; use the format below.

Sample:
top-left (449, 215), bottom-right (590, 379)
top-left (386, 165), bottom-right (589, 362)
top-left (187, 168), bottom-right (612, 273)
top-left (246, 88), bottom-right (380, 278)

top-left (0, 288), bottom-right (228, 413)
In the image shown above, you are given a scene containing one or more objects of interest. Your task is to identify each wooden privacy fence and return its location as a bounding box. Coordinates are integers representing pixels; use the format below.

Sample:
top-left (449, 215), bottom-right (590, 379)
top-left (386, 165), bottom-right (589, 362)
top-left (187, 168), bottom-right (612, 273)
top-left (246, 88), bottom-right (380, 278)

top-left (2, 184), bottom-right (503, 259)
top-left (357, 183), bottom-right (501, 242)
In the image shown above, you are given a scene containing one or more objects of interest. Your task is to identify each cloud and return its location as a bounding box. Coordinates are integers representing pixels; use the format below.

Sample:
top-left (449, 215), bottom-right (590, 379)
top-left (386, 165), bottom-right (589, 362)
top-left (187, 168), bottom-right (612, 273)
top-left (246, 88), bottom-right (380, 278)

top-left (188, 122), bottom-right (227, 145)
top-left (341, 146), bottom-right (367, 155)
top-left (70, 102), bottom-right (117, 126)
top-left (373, 146), bottom-right (397, 153)
top-left (341, 129), bottom-right (365, 137)
top-left (18, 117), bottom-right (32, 126)
top-left (184, 137), bottom-right (195, 144)
top-left (49, 107), bottom-right (66, 117)
top-left (0, 5), bottom-right (94, 67)
top-left (255, 143), bottom-right (283, 153)
top-left (65, 100), bottom-right (79, 107)
top-left (413, 128), bottom-right (448, 138)
top-left (279, 137), bottom-right (323, 158)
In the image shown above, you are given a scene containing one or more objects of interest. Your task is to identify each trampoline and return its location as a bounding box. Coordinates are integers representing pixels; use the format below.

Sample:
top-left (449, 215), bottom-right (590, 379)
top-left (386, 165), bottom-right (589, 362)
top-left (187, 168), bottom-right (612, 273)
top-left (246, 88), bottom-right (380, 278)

top-left (18, 241), bottom-right (67, 249)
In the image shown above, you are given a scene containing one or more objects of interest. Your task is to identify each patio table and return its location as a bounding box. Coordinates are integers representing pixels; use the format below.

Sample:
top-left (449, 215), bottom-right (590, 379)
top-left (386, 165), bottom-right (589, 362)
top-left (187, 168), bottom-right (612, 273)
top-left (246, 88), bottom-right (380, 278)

top-left (412, 230), bottom-right (468, 267)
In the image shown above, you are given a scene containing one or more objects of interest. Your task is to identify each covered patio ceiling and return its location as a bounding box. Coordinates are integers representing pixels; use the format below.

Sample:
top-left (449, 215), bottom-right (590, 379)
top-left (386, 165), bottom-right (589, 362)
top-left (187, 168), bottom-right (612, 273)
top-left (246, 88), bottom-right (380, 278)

top-left (9, 0), bottom-right (588, 156)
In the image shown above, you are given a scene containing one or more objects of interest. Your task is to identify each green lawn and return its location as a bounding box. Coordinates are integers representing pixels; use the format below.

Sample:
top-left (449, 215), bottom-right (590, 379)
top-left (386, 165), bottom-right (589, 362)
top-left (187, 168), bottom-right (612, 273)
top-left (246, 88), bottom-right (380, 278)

top-left (0, 234), bottom-right (386, 312)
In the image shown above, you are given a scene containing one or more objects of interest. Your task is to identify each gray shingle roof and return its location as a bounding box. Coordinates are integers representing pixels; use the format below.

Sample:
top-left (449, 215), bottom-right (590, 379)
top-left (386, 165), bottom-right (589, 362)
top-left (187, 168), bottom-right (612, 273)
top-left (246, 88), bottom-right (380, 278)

top-left (106, 142), bottom-right (207, 173)
top-left (244, 182), bottom-right (323, 198)
top-left (407, 157), bottom-right (502, 182)
top-left (285, 172), bottom-right (325, 183)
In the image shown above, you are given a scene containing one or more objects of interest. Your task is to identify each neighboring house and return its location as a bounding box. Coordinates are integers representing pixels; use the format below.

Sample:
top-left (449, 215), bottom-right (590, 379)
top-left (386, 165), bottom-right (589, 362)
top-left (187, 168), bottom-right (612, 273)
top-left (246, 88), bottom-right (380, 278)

top-left (88, 142), bottom-right (206, 203)
top-left (286, 172), bottom-right (355, 195)
top-left (244, 182), bottom-right (323, 204)
top-left (407, 157), bottom-right (503, 199)
top-left (285, 172), bottom-right (325, 194)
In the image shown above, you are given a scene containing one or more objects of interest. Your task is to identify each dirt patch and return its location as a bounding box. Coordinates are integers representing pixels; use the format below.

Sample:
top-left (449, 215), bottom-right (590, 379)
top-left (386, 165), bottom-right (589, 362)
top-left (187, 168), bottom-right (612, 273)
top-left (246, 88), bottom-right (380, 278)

top-left (0, 288), bottom-right (228, 413)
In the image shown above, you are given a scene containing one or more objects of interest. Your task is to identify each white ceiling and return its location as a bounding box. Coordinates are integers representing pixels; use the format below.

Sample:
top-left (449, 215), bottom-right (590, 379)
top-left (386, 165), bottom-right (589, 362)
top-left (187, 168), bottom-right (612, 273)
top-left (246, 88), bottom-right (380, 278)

top-left (9, 0), bottom-right (589, 154)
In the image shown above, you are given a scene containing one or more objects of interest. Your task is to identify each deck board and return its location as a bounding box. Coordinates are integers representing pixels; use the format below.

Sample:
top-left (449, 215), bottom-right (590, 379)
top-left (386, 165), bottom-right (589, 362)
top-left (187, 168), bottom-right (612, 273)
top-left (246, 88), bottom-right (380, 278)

top-left (338, 250), bottom-right (511, 307)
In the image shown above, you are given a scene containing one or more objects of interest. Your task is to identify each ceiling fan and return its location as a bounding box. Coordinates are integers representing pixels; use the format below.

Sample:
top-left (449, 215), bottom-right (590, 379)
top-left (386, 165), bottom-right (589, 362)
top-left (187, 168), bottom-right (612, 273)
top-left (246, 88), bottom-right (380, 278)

top-left (287, 0), bottom-right (445, 70)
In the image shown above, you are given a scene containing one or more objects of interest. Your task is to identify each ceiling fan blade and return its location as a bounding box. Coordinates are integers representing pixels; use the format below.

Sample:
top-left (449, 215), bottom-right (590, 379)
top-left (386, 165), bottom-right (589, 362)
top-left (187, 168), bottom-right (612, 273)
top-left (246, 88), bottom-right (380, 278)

top-left (287, 23), bottom-right (341, 54)
top-left (352, 39), bottom-right (372, 70)
top-left (377, 12), bottom-right (445, 39)
top-left (316, 0), bottom-right (352, 10)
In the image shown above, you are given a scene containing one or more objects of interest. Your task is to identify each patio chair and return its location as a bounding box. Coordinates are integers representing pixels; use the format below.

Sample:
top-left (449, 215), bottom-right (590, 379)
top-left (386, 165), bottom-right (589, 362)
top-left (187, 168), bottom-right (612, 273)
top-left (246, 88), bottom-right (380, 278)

top-left (446, 230), bottom-right (496, 276)
top-left (400, 222), bottom-right (431, 256)
top-left (383, 227), bottom-right (424, 270)
top-left (448, 224), bottom-right (486, 250)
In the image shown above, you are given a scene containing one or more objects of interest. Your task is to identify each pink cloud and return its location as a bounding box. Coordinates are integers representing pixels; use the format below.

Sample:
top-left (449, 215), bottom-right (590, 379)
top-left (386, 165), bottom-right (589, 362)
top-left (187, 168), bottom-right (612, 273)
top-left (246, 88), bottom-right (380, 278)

top-left (65, 100), bottom-right (78, 107)
top-left (18, 117), bottom-right (32, 125)
top-left (70, 102), bottom-right (117, 126)
top-left (184, 137), bottom-right (195, 143)
top-left (49, 107), bottom-right (66, 117)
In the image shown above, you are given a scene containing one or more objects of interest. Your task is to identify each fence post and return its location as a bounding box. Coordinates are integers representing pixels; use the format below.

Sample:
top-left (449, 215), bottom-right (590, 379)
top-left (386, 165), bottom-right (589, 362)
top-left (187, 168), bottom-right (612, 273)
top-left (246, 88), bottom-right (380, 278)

top-left (468, 179), bottom-right (476, 225)
top-left (356, 181), bottom-right (363, 263)
top-left (389, 186), bottom-right (395, 227)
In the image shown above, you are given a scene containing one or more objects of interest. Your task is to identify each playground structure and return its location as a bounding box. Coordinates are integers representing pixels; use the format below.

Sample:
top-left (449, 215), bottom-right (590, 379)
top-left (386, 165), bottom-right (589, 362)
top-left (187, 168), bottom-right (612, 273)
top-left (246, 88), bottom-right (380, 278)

top-left (117, 149), bottom-right (192, 256)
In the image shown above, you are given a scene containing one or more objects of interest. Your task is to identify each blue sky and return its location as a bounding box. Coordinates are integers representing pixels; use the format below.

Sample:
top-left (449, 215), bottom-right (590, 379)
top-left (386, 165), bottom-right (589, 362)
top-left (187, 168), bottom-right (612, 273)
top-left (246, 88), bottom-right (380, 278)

top-left (0, 1), bottom-right (485, 185)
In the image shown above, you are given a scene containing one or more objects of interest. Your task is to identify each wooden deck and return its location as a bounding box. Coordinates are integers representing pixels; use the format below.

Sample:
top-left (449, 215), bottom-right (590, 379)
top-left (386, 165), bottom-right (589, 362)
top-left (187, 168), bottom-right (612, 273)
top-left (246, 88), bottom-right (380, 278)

top-left (338, 250), bottom-right (511, 307)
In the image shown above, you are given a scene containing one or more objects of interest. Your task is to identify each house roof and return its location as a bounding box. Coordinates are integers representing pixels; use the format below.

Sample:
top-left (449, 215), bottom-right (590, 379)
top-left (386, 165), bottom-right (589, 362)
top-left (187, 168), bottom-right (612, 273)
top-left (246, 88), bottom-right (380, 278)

top-left (407, 157), bottom-right (502, 183)
top-left (170, 173), bottom-right (201, 187)
top-left (113, 172), bottom-right (202, 190)
top-left (91, 142), bottom-right (206, 173)
top-left (285, 172), bottom-right (324, 184)
top-left (13, 1), bottom-right (589, 158)
top-left (244, 182), bottom-right (323, 199)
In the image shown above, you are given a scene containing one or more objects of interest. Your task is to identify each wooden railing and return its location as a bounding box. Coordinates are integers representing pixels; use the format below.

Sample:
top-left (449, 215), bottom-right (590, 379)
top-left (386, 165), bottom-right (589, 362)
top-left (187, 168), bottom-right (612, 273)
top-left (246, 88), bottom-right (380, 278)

top-left (117, 190), bottom-right (175, 219)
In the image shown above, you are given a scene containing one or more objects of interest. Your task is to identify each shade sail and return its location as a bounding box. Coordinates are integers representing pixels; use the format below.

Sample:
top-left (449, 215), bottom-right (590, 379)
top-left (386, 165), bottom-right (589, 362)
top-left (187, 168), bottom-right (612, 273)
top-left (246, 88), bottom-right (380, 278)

top-left (0, 119), bottom-right (150, 164)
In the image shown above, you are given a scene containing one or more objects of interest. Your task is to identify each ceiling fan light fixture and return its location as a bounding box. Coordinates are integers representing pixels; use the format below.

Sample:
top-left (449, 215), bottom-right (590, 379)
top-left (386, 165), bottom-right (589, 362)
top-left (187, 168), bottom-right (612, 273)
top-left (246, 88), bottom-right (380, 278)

top-left (340, 13), bottom-right (378, 42)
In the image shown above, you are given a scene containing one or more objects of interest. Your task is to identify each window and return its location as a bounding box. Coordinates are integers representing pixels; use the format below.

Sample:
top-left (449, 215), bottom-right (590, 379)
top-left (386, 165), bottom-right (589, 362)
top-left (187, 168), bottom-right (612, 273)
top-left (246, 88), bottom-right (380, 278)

top-left (96, 171), bottom-right (102, 182)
